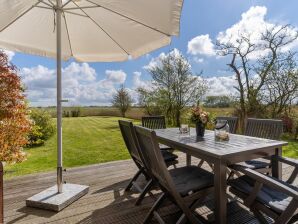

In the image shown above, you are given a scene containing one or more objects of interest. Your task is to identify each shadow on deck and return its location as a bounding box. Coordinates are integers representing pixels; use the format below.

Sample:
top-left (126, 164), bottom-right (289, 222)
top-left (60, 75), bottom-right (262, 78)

top-left (4, 153), bottom-right (295, 224)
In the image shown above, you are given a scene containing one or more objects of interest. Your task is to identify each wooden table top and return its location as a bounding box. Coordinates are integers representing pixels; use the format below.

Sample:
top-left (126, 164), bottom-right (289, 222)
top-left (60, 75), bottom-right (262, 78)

top-left (155, 128), bottom-right (288, 160)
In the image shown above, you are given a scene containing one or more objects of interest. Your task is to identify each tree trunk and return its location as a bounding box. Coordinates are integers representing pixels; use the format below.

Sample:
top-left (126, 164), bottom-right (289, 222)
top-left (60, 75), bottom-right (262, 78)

top-left (238, 100), bottom-right (247, 134)
top-left (175, 110), bottom-right (181, 127)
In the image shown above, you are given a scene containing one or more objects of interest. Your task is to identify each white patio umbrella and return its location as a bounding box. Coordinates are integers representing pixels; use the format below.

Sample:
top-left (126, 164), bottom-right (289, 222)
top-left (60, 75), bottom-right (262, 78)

top-left (0, 0), bottom-right (183, 211)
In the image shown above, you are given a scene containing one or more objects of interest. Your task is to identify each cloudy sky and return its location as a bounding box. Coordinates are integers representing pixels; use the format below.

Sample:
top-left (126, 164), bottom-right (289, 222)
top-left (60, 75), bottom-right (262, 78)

top-left (4, 0), bottom-right (298, 106)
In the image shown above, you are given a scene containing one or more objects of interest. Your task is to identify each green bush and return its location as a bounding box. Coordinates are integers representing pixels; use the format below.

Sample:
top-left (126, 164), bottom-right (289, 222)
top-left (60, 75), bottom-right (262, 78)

top-left (28, 110), bottom-right (55, 146)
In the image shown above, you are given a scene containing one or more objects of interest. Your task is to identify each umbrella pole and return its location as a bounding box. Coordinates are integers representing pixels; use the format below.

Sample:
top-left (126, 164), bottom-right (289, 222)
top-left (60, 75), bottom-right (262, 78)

top-left (56, 0), bottom-right (63, 193)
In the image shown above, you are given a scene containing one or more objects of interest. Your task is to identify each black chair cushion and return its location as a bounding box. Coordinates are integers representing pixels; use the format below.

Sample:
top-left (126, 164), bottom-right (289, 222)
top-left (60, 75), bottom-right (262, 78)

top-left (161, 150), bottom-right (178, 162)
top-left (169, 166), bottom-right (214, 196)
top-left (229, 175), bottom-right (298, 213)
top-left (236, 159), bottom-right (271, 169)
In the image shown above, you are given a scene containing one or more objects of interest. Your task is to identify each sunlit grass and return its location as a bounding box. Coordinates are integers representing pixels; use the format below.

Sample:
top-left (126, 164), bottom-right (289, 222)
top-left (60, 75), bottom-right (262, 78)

top-left (5, 116), bottom-right (138, 178)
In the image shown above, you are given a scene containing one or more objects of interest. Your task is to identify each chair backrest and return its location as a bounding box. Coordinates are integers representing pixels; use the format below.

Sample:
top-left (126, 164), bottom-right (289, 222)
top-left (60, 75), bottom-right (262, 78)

top-left (245, 118), bottom-right (283, 140)
top-left (134, 126), bottom-right (176, 194)
top-left (216, 116), bottom-right (238, 134)
top-left (118, 120), bottom-right (142, 165)
top-left (142, 116), bottom-right (166, 129)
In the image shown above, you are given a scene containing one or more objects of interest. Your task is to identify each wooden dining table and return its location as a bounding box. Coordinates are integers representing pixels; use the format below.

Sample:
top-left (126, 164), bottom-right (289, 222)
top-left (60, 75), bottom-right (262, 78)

top-left (154, 128), bottom-right (288, 224)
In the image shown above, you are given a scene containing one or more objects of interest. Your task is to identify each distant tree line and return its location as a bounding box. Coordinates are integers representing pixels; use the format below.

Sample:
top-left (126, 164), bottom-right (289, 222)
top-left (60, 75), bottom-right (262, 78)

top-left (203, 95), bottom-right (234, 108)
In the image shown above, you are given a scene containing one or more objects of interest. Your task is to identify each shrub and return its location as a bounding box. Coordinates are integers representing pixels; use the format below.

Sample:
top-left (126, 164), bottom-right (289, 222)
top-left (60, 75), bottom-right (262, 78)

top-left (0, 51), bottom-right (32, 163)
top-left (28, 110), bottom-right (55, 146)
top-left (281, 112), bottom-right (298, 140)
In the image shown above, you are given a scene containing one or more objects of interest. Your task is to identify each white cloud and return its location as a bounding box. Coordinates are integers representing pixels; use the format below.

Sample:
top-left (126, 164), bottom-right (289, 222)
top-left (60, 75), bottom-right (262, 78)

top-left (132, 71), bottom-right (153, 91)
top-left (64, 62), bottom-right (96, 82)
top-left (187, 6), bottom-right (298, 62)
top-left (132, 72), bottom-right (146, 89)
top-left (217, 6), bottom-right (298, 59)
top-left (143, 48), bottom-right (183, 70)
top-left (187, 34), bottom-right (216, 56)
top-left (105, 70), bottom-right (126, 84)
top-left (20, 63), bottom-right (128, 106)
top-left (193, 57), bottom-right (204, 63)
top-left (205, 75), bottom-right (238, 96)
top-left (217, 6), bottom-right (268, 46)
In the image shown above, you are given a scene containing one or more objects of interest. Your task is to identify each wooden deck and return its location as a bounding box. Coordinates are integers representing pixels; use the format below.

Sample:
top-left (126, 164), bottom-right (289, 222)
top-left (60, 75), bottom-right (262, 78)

top-left (4, 153), bottom-right (297, 224)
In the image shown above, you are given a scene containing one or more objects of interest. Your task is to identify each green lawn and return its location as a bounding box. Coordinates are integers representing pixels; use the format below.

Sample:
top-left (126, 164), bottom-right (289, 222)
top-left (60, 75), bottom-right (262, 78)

top-left (4, 116), bottom-right (298, 179)
top-left (5, 116), bottom-right (137, 178)
top-left (282, 138), bottom-right (298, 158)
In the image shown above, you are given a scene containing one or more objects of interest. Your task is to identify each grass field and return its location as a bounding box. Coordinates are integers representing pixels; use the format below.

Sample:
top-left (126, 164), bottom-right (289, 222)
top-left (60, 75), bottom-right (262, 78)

top-left (5, 117), bottom-right (136, 178)
top-left (5, 115), bottom-right (298, 179)
top-left (39, 106), bottom-right (146, 119)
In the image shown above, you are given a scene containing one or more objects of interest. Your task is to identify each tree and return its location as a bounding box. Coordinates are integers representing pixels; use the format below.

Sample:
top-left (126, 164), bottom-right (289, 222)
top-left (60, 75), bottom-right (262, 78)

top-left (263, 52), bottom-right (298, 118)
top-left (0, 51), bottom-right (32, 163)
top-left (112, 85), bottom-right (133, 117)
top-left (139, 50), bottom-right (208, 126)
top-left (28, 109), bottom-right (55, 146)
top-left (204, 95), bottom-right (233, 108)
top-left (217, 25), bottom-right (298, 131)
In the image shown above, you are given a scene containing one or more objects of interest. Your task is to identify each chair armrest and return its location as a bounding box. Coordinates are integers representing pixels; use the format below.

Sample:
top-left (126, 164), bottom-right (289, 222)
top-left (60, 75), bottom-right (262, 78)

top-left (273, 156), bottom-right (298, 168)
top-left (232, 165), bottom-right (298, 200)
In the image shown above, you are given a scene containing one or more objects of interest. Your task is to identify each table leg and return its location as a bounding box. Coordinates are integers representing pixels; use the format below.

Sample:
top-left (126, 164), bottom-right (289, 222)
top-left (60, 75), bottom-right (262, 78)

top-left (186, 154), bottom-right (191, 166)
top-left (214, 160), bottom-right (227, 224)
top-left (271, 147), bottom-right (282, 179)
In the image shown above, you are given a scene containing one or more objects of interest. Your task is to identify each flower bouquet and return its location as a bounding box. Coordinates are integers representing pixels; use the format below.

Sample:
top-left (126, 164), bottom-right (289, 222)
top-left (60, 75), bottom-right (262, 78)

top-left (190, 106), bottom-right (209, 137)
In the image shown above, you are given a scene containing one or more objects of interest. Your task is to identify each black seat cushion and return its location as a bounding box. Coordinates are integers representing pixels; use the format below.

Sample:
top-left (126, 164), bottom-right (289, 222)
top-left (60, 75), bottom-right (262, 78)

top-left (169, 166), bottom-right (214, 196)
top-left (161, 150), bottom-right (178, 162)
top-left (229, 175), bottom-right (298, 213)
top-left (236, 159), bottom-right (271, 169)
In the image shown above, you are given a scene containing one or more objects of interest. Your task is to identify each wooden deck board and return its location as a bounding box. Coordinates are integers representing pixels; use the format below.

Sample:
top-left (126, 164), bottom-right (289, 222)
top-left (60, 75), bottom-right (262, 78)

top-left (4, 153), bottom-right (295, 224)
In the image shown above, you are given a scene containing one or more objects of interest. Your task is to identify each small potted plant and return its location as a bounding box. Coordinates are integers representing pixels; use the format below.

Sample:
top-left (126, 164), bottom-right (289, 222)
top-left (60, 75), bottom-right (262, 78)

top-left (190, 106), bottom-right (209, 137)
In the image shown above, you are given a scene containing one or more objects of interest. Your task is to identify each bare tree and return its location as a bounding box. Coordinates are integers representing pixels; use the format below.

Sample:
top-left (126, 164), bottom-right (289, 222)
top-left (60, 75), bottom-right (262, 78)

top-left (112, 85), bottom-right (133, 117)
top-left (217, 25), bottom-right (298, 131)
top-left (139, 50), bottom-right (208, 126)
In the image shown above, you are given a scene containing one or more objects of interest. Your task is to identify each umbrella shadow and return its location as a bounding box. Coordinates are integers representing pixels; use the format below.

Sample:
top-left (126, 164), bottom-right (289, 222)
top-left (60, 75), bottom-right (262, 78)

top-left (92, 178), bottom-right (138, 203)
top-left (6, 206), bottom-right (56, 224)
top-left (79, 177), bottom-right (154, 224)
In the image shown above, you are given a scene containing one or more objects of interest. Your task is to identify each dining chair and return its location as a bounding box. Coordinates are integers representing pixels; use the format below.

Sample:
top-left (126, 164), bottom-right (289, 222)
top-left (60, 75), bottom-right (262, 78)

top-left (142, 115), bottom-right (174, 151)
top-left (118, 120), bottom-right (178, 205)
top-left (134, 125), bottom-right (214, 224)
top-left (216, 116), bottom-right (238, 134)
top-left (229, 156), bottom-right (298, 224)
top-left (233, 118), bottom-right (283, 175)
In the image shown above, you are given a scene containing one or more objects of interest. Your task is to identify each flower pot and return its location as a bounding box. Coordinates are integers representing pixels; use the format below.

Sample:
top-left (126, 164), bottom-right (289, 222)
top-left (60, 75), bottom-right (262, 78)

top-left (196, 121), bottom-right (205, 137)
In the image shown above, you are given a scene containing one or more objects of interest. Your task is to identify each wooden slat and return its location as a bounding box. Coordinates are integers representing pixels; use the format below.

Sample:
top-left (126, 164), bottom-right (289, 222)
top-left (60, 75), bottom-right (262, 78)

top-left (155, 128), bottom-right (287, 160)
top-left (4, 153), bottom-right (294, 224)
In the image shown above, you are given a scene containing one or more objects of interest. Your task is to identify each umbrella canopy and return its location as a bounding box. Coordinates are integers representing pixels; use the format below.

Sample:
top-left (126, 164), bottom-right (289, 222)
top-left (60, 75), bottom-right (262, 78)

top-left (0, 0), bottom-right (183, 195)
top-left (0, 0), bottom-right (183, 62)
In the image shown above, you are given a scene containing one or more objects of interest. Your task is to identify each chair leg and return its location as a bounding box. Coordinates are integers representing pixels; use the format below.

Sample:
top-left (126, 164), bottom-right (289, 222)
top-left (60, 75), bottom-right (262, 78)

top-left (177, 196), bottom-right (207, 224)
top-left (143, 193), bottom-right (166, 224)
top-left (197, 160), bottom-right (204, 167)
top-left (125, 169), bottom-right (143, 192)
top-left (251, 207), bottom-right (269, 224)
top-left (227, 169), bottom-right (234, 181)
top-left (176, 214), bottom-right (186, 224)
top-left (135, 179), bottom-right (154, 206)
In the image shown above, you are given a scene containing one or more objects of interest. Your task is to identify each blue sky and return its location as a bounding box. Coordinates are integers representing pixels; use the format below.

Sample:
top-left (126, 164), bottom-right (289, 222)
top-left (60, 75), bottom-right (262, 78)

top-left (6, 0), bottom-right (298, 106)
